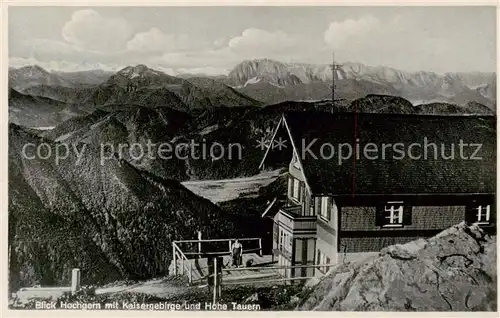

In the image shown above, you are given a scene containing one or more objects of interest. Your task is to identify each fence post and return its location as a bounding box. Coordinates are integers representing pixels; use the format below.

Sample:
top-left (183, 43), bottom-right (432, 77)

top-left (218, 266), bottom-right (222, 298)
top-left (173, 243), bottom-right (177, 275)
top-left (71, 268), bottom-right (81, 295)
top-left (258, 239), bottom-right (262, 256)
top-left (181, 256), bottom-right (184, 275)
top-left (198, 231), bottom-right (202, 258)
top-left (213, 257), bottom-right (218, 303)
top-left (189, 261), bottom-right (192, 284)
top-left (228, 240), bottom-right (232, 253)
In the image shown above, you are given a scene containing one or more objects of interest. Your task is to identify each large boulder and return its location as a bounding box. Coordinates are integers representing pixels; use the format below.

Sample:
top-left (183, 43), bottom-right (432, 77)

top-left (297, 222), bottom-right (496, 311)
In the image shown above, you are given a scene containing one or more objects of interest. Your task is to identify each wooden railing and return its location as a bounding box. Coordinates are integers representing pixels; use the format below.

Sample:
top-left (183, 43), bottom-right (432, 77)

top-left (172, 241), bottom-right (193, 284)
top-left (174, 237), bottom-right (263, 256)
top-left (172, 236), bottom-right (263, 284)
top-left (209, 262), bottom-right (340, 301)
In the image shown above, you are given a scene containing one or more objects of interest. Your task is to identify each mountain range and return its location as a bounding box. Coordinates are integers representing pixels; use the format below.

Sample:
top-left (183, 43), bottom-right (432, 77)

top-left (10, 59), bottom-right (496, 110)
top-left (11, 64), bottom-right (260, 114)
top-left (220, 59), bottom-right (496, 108)
top-left (9, 65), bottom-right (111, 89)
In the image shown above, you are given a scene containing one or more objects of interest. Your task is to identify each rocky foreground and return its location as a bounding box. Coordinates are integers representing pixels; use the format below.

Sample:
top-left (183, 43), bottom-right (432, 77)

top-left (297, 222), bottom-right (496, 311)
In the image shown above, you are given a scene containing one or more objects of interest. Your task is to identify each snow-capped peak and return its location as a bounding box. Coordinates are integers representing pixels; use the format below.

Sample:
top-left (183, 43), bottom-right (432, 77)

top-left (244, 77), bottom-right (261, 86)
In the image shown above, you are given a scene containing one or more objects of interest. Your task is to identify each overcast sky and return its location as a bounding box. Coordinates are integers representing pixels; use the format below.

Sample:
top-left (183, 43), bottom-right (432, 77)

top-left (9, 6), bottom-right (496, 75)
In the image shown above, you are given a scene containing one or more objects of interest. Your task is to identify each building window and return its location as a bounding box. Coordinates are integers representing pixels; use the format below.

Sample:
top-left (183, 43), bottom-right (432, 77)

top-left (281, 233), bottom-right (288, 250)
top-left (309, 197), bottom-right (315, 216)
top-left (383, 202), bottom-right (404, 227)
top-left (292, 178), bottom-right (300, 201)
top-left (279, 230), bottom-right (292, 254)
top-left (475, 205), bottom-right (491, 224)
top-left (319, 197), bottom-right (331, 221)
top-left (279, 230), bottom-right (283, 249)
top-left (273, 222), bottom-right (278, 243)
top-left (316, 250), bottom-right (330, 274)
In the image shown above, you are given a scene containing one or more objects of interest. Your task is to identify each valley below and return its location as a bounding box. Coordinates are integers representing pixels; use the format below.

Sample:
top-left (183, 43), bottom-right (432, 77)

top-left (181, 169), bottom-right (282, 203)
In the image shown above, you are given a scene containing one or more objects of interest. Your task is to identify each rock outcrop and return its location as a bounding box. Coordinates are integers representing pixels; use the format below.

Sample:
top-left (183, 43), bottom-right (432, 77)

top-left (297, 223), bottom-right (496, 311)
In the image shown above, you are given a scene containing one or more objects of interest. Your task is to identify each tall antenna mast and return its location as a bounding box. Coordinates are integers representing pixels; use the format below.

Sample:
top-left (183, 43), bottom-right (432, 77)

top-left (331, 51), bottom-right (335, 108)
top-left (329, 52), bottom-right (342, 112)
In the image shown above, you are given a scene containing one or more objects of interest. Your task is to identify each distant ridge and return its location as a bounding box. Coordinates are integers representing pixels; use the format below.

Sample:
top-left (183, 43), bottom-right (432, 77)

top-left (221, 59), bottom-right (496, 109)
top-left (10, 64), bottom-right (260, 113)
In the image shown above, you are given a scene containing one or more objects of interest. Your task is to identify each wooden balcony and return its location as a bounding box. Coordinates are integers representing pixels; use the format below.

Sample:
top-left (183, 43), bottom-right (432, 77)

top-left (277, 205), bottom-right (317, 235)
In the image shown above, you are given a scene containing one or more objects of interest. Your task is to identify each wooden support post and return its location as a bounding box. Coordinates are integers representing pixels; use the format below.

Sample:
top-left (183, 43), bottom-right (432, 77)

top-left (258, 239), bottom-right (262, 256)
top-left (218, 280), bottom-right (222, 298)
top-left (228, 240), bottom-right (232, 254)
top-left (218, 265), bottom-right (222, 298)
top-left (213, 257), bottom-right (218, 303)
top-left (180, 256), bottom-right (184, 275)
top-left (71, 268), bottom-right (81, 295)
top-left (198, 231), bottom-right (202, 258)
top-left (188, 261), bottom-right (192, 284)
top-left (173, 244), bottom-right (177, 275)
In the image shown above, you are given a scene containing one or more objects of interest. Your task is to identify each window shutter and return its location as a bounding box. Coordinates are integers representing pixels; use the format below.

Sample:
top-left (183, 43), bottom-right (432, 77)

top-left (273, 222), bottom-right (278, 243)
top-left (326, 197), bottom-right (332, 221)
top-left (318, 197), bottom-right (323, 217)
top-left (309, 196), bottom-right (314, 216)
top-left (375, 205), bottom-right (385, 226)
top-left (300, 182), bottom-right (305, 201)
top-left (403, 205), bottom-right (412, 225)
top-left (288, 176), bottom-right (293, 198)
top-left (489, 204), bottom-right (496, 224)
top-left (464, 204), bottom-right (477, 225)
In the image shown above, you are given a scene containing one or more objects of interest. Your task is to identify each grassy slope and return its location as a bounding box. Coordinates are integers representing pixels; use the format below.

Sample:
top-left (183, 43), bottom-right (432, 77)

top-left (8, 124), bottom-right (226, 290)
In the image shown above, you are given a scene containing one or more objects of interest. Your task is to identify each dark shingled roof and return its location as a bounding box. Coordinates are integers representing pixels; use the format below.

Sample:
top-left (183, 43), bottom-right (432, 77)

top-left (281, 111), bottom-right (496, 196)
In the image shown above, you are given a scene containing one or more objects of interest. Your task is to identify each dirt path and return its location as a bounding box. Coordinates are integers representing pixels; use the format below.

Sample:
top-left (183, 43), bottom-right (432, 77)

top-left (96, 277), bottom-right (194, 299)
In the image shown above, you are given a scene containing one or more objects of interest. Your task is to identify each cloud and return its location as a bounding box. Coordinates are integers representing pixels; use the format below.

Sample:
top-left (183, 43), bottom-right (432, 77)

top-left (19, 38), bottom-right (81, 56)
top-left (228, 28), bottom-right (299, 54)
top-left (213, 37), bottom-right (229, 49)
top-left (132, 28), bottom-right (312, 71)
top-left (62, 9), bottom-right (134, 51)
top-left (8, 7), bottom-right (497, 74)
top-left (13, 37), bottom-right (123, 67)
top-left (324, 15), bottom-right (380, 49)
top-left (322, 16), bottom-right (456, 72)
top-left (9, 56), bottom-right (123, 72)
top-left (176, 66), bottom-right (231, 76)
top-left (126, 28), bottom-right (192, 53)
top-left (154, 49), bottom-right (232, 69)
top-left (152, 28), bottom-right (308, 68)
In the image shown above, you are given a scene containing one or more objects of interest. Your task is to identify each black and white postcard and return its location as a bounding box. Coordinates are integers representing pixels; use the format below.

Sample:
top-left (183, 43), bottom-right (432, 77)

top-left (4, 3), bottom-right (497, 313)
